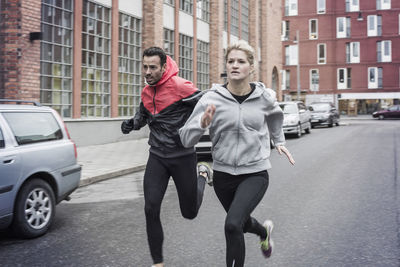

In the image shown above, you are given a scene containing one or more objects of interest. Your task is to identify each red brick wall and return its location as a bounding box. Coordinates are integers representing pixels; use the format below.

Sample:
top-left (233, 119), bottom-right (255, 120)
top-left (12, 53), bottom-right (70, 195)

top-left (0, 0), bottom-right (40, 101)
top-left (142, 0), bottom-right (164, 50)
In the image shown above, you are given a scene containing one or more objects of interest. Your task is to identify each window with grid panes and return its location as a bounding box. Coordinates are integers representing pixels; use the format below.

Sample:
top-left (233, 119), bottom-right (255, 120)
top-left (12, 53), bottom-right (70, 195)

top-left (179, 34), bottom-right (193, 81)
top-left (197, 40), bottom-right (209, 90)
top-left (224, 0), bottom-right (228, 31)
top-left (40, 0), bottom-right (73, 118)
top-left (241, 0), bottom-right (249, 41)
top-left (180, 0), bottom-right (193, 14)
top-left (81, 0), bottom-right (111, 117)
top-left (196, 0), bottom-right (210, 22)
top-left (163, 28), bottom-right (174, 58)
top-left (231, 0), bottom-right (239, 37)
top-left (118, 13), bottom-right (142, 117)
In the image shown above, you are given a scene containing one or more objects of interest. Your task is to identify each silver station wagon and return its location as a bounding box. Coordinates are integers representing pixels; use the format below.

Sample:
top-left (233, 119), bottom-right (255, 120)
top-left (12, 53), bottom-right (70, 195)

top-left (0, 100), bottom-right (81, 238)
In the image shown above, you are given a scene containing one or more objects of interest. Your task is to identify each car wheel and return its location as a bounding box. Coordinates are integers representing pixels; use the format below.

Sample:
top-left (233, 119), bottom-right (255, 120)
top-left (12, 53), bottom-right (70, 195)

top-left (12, 178), bottom-right (55, 238)
top-left (379, 114), bottom-right (384, 120)
top-left (295, 124), bottom-right (302, 138)
top-left (305, 121), bottom-right (311, 134)
top-left (328, 119), bottom-right (333, 127)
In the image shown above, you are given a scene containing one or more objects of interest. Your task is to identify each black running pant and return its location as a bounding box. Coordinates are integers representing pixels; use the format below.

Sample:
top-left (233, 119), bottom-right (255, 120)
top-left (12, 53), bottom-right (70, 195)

top-left (143, 152), bottom-right (206, 264)
top-left (213, 170), bottom-right (269, 267)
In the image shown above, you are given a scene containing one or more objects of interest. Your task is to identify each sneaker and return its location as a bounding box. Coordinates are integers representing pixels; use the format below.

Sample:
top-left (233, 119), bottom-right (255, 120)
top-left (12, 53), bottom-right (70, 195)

top-left (197, 161), bottom-right (213, 186)
top-left (260, 220), bottom-right (274, 258)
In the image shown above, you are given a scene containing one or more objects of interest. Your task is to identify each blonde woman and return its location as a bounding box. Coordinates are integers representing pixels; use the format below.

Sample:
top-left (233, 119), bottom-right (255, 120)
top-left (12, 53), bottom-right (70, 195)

top-left (180, 40), bottom-right (295, 267)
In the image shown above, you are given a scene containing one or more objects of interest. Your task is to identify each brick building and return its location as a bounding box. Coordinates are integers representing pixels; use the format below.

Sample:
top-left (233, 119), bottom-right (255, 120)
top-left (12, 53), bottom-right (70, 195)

top-left (282, 0), bottom-right (400, 114)
top-left (0, 0), bottom-right (282, 145)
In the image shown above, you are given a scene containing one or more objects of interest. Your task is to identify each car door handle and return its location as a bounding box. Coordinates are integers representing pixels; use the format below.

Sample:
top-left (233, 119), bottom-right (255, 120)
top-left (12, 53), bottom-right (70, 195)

top-left (3, 159), bottom-right (14, 164)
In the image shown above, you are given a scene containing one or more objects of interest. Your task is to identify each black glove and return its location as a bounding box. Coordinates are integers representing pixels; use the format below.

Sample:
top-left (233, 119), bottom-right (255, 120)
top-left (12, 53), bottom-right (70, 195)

top-left (121, 119), bottom-right (134, 134)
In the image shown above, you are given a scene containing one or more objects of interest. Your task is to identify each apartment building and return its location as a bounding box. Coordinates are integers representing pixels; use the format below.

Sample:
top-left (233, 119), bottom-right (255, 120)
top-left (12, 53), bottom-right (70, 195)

top-left (282, 0), bottom-right (400, 114)
top-left (0, 0), bottom-right (282, 145)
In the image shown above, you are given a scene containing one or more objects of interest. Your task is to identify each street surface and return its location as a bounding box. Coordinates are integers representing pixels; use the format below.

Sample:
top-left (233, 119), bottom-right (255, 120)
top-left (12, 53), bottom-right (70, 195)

top-left (1, 119), bottom-right (399, 267)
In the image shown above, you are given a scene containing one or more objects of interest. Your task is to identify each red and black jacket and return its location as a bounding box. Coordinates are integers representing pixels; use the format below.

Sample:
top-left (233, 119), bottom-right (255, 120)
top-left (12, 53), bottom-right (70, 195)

top-left (131, 56), bottom-right (202, 158)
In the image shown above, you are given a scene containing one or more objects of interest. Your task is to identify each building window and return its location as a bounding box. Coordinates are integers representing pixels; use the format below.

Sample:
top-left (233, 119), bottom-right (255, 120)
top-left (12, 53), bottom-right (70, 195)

top-left (40, 0), bottom-right (73, 118)
top-left (81, 0), bottom-right (111, 117)
top-left (224, 0), bottom-right (228, 31)
top-left (241, 0), bottom-right (249, 41)
top-left (118, 13), bottom-right (142, 117)
top-left (285, 0), bottom-right (298, 16)
top-left (285, 45), bottom-right (298, 66)
top-left (197, 40), bottom-right (209, 91)
top-left (231, 0), bottom-right (239, 36)
top-left (346, 0), bottom-right (359, 12)
top-left (377, 40), bottom-right (391, 62)
top-left (309, 19), bottom-right (318, 39)
top-left (368, 15), bottom-right (382, 36)
top-left (164, 0), bottom-right (174, 5)
top-left (337, 68), bottom-right (351, 89)
top-left (282, 21), bottom-right (290, 41)
top-left (377, 0), bottom-right (390, 10)
top-left (318, 43), bottom-right (326, 64)
top-left (310, 69), bottom-right (319, 91)
top-left (337, 17), bottom-right (351, 38)
top-left (282, 70), bottom-right (290, 90)
top-left (180, 0), bottom-right (193, 14)
top-left (196, 0), bottom-right (210, 22)
top-left (163, 28), bottom-right (174, 58)
top-left (317, 0), bottom-right (326, 14)
top-left (179, 34), bottom-right (193, 81)
top-left (368, 67), bottom-right (383, 88)
top-left (346, 42), bottom-right (360, 63)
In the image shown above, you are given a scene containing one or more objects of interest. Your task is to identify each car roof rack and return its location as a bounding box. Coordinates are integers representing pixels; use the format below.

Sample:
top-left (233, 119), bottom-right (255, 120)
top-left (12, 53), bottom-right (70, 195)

top-left (0, 99), bottom-right (41, 106)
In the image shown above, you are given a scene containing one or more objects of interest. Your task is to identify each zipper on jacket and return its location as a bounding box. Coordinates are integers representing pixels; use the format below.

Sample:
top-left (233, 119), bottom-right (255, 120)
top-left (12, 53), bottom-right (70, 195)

top-left (234, 104), bottom-right (241, 173)
top-left (152, 87), bottom-right (157, 115)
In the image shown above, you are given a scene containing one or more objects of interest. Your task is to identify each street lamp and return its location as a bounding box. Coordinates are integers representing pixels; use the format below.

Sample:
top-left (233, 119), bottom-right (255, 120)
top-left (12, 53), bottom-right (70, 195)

top-left (293, 30), bottom-right (301, 101)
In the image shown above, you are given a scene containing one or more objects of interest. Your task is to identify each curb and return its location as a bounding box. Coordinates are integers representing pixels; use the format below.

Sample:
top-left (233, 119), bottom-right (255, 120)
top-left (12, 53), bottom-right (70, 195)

top-left (79, 164), bottom-right (146, 187)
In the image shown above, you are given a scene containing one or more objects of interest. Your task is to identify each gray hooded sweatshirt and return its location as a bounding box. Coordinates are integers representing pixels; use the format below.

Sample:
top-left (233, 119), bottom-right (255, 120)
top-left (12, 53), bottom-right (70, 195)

top-left (179, 82), bottom-right (285, 175)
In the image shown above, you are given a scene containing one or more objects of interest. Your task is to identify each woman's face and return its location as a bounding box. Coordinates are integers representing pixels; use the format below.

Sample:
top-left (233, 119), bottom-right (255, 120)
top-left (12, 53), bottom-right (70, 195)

top-left (226, 49), bottom-right (252, 81)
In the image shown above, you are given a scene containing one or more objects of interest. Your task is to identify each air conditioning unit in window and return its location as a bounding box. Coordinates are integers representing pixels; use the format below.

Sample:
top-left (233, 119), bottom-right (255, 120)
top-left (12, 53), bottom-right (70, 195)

top-left (317, 9), bottom-right (325, 14)
top-left (310, 34), bottom-right (317, 39)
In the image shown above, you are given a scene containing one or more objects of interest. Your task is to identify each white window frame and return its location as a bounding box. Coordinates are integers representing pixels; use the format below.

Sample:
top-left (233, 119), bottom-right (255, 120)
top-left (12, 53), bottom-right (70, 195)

top-left (310, 69), bottom-right (319, 91)
top-left (285, 45), bottom-right (298, 66)
top-left (309, 19), bottom-right (318, 39)
top-left (377, 40), bottom-right (392, 62)
top-left (337, 17), bottom-right (351, 38)
top-left (282, 70), bottom-right (290, 90)
top-left (337, 68), bottom-right (351, 89)
top-left (346, 0), bottom-right (359, 12)
top-left (281, 20), bottom-right (290, 41)
top-left (317, 0), bottom-right (326, 14)
top-left (346, 42), bottom-right (360, 63)
top-left (285, 0), bottom-right (298, 16)
top-left (377, 0), bottom-right (390, 10)
top-left (317, 43), bottom-right (326, 64)
top-left (368, 15), bottom-right (382, 36)
top-left (368, 67), bottom-right (383, 89)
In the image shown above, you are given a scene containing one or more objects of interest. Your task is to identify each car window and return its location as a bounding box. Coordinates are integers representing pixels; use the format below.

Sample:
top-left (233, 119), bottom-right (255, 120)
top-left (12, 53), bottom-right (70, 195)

top-left (310, 103), bottom-right (330, 112)
top-left (279, 104), bottom-right (297, 114)
top-left (2, 112), bottom-right (63, 145)
top-left (389, 106), bottom-right (398, 111)
top-left (298, 103), bottom-right (307, 111)
top-left (0, 127), bottom-right (4, 148)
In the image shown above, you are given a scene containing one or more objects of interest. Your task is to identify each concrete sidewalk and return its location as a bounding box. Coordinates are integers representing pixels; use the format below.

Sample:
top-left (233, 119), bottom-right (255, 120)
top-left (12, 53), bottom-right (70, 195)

top-left (77, 138), bottom-right (149, 187)
top-left (76, 115), bottom-right (372, 187)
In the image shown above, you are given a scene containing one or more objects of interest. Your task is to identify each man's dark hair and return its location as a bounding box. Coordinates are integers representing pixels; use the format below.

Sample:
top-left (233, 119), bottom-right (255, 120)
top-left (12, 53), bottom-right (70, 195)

top-left (143, 47), bottom-right (167, 66)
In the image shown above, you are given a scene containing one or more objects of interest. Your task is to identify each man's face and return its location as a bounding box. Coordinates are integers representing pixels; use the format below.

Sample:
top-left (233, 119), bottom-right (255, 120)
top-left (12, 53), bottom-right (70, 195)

top-left (143, 56), bottom-right (166, 85)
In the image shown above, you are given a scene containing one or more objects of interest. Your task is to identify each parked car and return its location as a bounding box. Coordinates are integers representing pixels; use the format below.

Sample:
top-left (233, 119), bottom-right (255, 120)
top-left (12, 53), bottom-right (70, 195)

top-left (309, 102), bottom-right (340, 128)
top-left (279, 101), bottom-right (311, 138)
top-left (0, 99), bottom-right (81, 238)
top-left (195, 130), bottom-right (212, 158)
top-left (372, 105), bottom-right (400, 119)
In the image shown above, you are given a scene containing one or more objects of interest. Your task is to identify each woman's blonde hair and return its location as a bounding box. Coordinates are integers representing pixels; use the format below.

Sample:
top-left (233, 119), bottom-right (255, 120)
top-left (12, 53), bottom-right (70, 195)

top-left (225, 40), bottom-right (255, 66)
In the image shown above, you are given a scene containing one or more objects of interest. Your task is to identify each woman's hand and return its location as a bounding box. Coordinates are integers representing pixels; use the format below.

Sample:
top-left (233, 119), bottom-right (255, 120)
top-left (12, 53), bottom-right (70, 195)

top-left (201, 104), bottom-right (216, 129)
top-left (276, 145), bottom-right (295, 165)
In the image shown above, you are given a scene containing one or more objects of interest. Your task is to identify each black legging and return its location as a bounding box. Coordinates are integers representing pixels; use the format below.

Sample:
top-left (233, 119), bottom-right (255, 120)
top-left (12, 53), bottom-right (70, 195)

top-left (213, 170), bottom-right (269, 267)
top-left (143, 152), bottom-right (206, 264)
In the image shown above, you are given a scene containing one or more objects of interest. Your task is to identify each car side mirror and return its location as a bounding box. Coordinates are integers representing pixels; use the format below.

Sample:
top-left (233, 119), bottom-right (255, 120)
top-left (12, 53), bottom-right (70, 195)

top-left (308, 106), bottom-right (314, 111)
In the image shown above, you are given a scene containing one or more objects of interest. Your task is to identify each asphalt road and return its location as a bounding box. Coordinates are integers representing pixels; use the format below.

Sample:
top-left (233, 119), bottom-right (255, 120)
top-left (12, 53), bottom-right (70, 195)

top-left (0, 119), bottom-right (399, 267)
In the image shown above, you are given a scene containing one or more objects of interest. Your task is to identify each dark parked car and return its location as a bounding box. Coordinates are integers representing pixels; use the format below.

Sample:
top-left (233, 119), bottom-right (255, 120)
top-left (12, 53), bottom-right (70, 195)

top-left (372, 105), bottom-right (400, 119)
top-left (309, 102), bottom-right (340, 128)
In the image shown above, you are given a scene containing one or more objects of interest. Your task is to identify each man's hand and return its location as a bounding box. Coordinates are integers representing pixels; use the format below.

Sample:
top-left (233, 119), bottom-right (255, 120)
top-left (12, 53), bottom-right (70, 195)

top-left (276, 145), bottom-right (295, 165)
top-left (201, 104), bottom-right (216, 129)
top-left (121, 119), bottom-right (134, 134)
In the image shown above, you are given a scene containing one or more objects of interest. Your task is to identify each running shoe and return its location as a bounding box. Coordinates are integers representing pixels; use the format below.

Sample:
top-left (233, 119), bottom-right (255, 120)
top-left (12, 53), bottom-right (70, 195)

top-left (260, 220), bottom-right (274, 258)
top-left (197, 161), bottom-right (213, 186)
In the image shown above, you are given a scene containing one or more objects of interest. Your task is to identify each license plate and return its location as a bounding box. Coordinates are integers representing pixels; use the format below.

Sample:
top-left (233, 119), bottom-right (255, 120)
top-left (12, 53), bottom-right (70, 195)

top-left (311, 119), bottom-right (319, 122)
